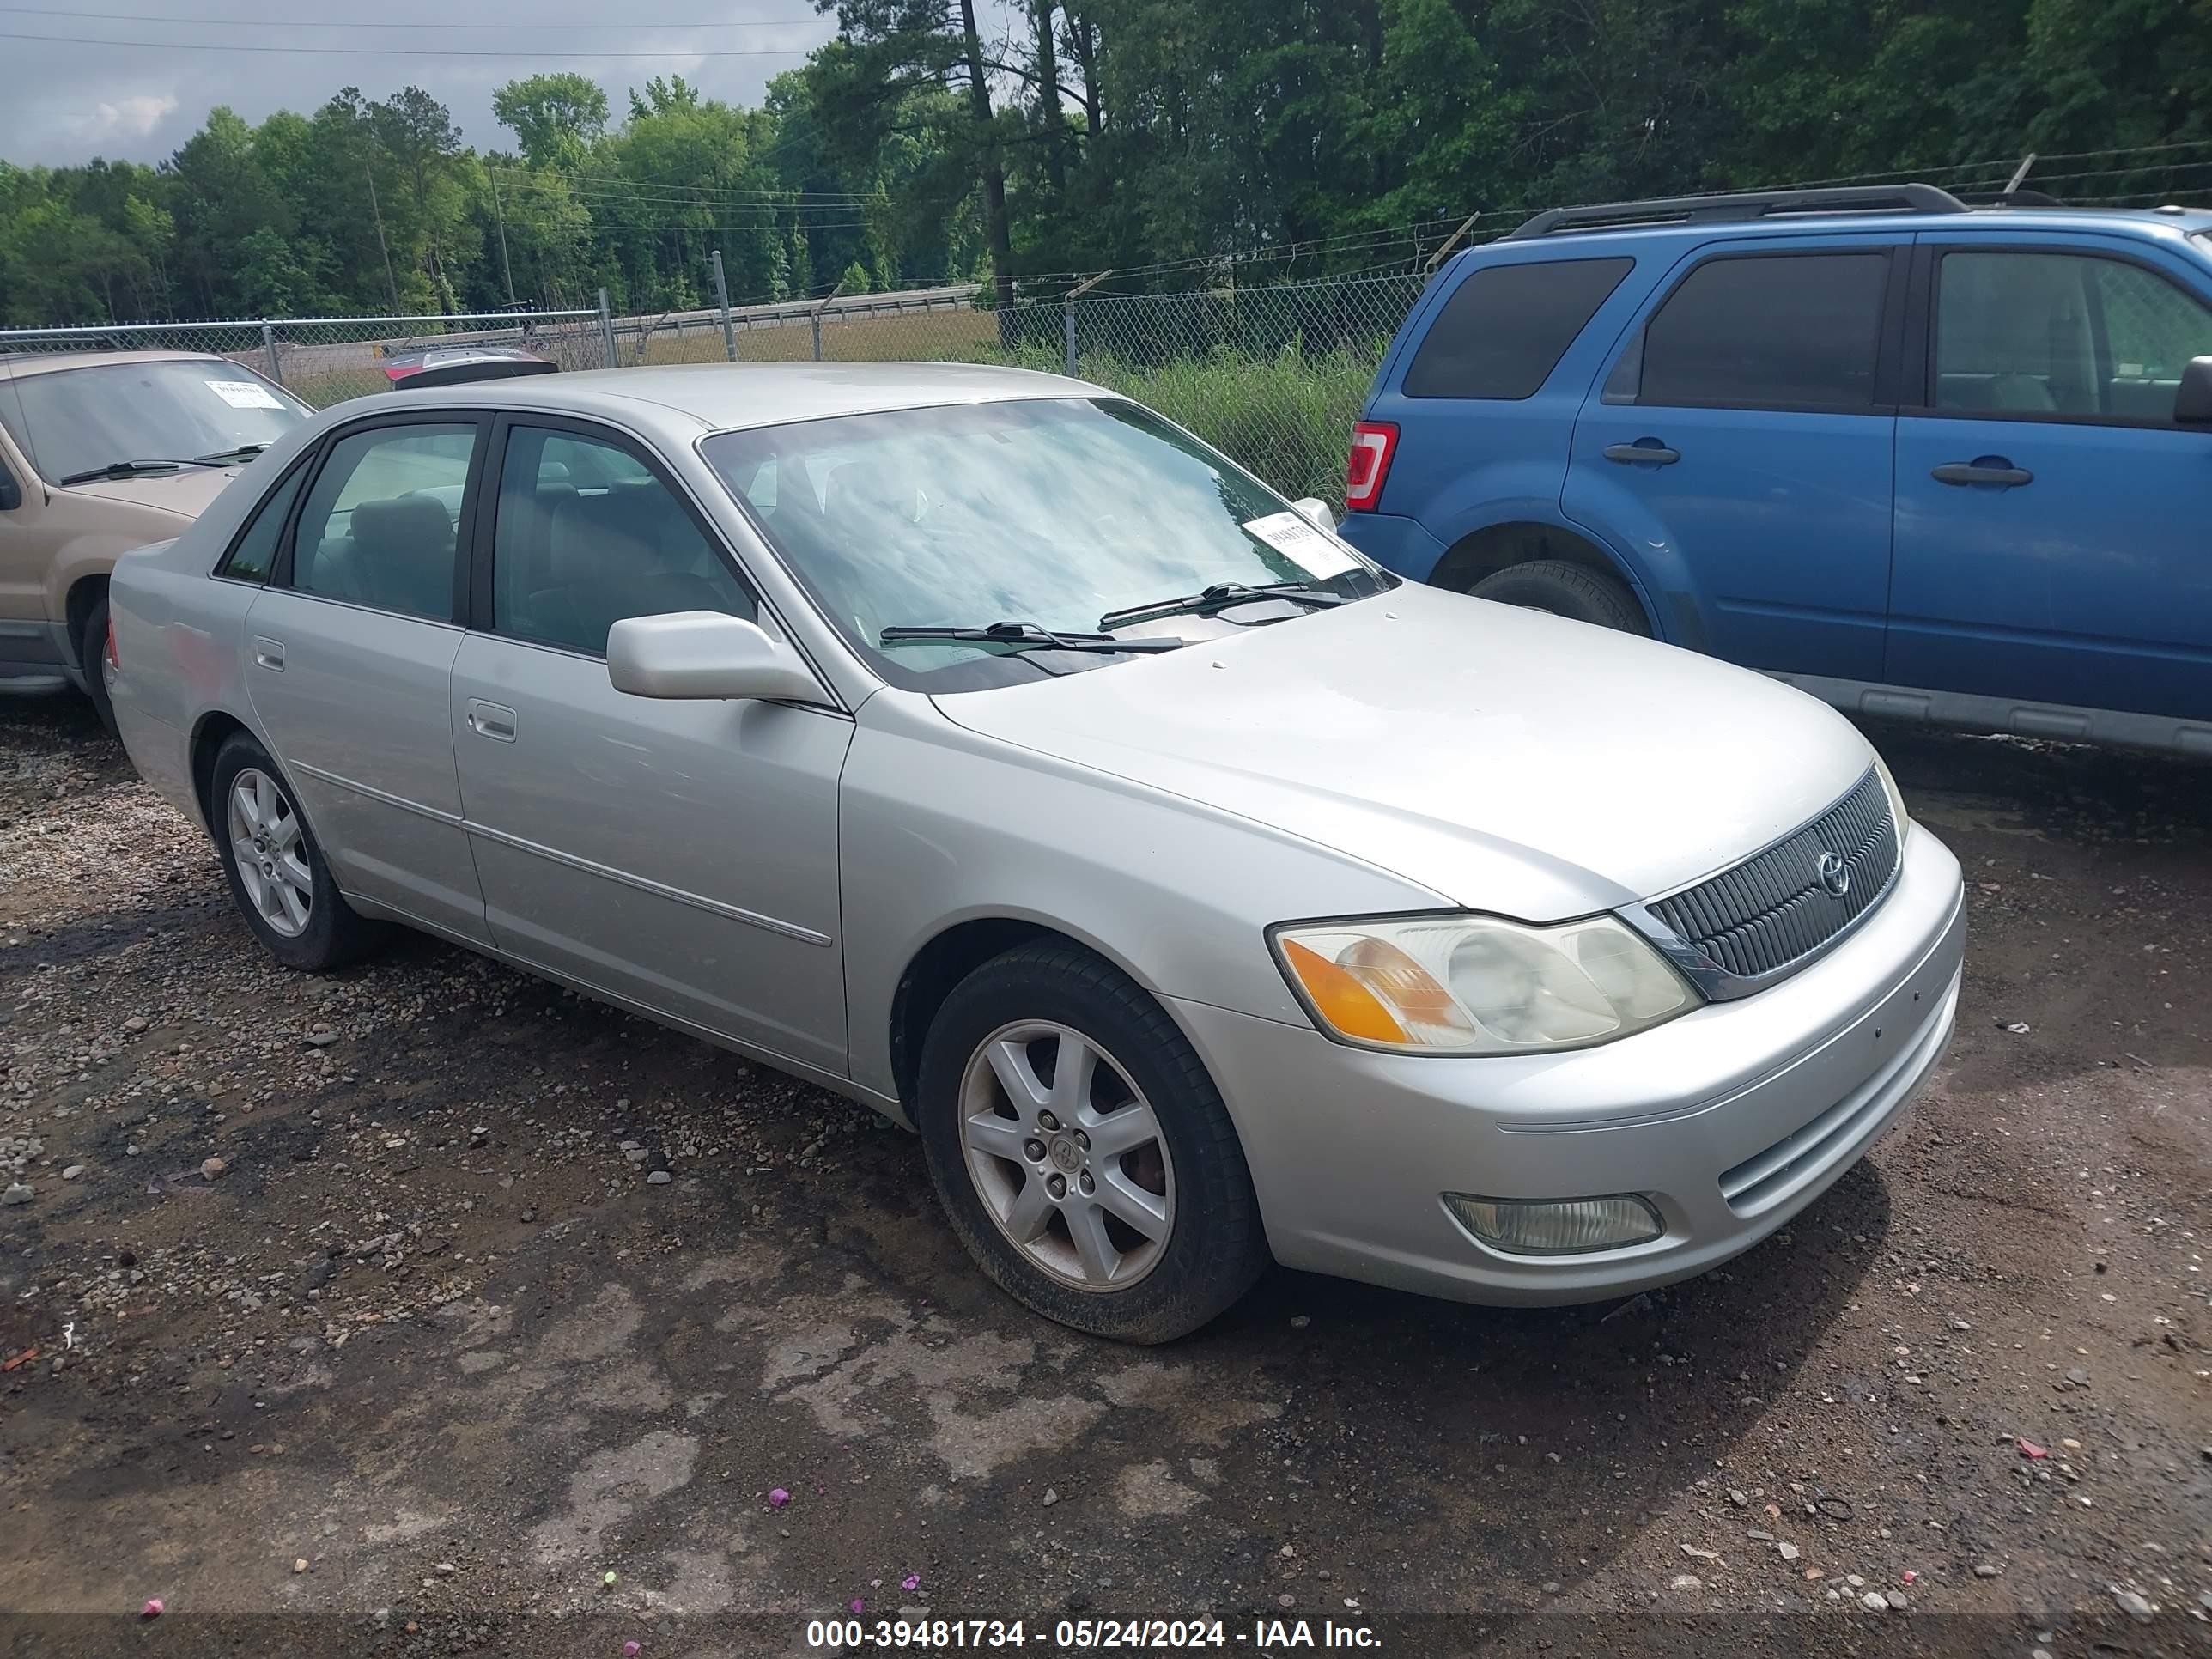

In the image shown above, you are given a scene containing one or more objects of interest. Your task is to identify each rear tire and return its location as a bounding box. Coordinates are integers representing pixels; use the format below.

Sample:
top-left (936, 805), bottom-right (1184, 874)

top-left (210, 732), bottom-right (384, 971)
top-left (915, 943), bottom-right (1269, 1343)
top-left (79, 594), bottom-right (118, 737)
top-left (1470, 558), bottom-right (1650, 635)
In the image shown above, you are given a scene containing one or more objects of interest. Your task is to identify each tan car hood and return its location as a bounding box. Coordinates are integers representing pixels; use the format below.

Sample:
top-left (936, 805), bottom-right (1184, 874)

top-left (57, 465), bottom-right (243, 523)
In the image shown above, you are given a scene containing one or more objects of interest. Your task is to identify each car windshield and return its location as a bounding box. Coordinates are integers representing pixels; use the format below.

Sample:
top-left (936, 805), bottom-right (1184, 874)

top-left (0, 358), bottom-right (308, 487)
top-left (701, 397), bottom-right (1394, 691)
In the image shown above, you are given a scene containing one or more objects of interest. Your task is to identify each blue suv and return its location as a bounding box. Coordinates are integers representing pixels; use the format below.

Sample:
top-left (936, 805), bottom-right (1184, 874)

top-left (1338, 185), bottom-right (2212, 756)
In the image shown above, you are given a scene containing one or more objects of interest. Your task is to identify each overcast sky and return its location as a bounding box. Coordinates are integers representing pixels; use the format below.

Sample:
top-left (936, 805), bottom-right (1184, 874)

top-left (0, 3), bottom-right (844, 167)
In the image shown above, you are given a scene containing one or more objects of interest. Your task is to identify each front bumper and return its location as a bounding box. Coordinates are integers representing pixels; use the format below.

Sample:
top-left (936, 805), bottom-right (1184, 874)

top-left (1173, 827), bottom-right (1965, 1305)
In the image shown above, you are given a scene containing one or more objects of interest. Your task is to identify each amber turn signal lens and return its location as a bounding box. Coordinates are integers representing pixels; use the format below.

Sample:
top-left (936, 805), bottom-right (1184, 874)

top-left (1279, 938), bottom-right (1409, 1045)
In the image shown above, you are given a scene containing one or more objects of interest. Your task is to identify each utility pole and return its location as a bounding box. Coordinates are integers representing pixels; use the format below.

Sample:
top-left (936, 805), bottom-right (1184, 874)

top-left (490, 169), bottom-right (518, 307)
top-left (1426, 211), bottom-right (1481, 270)
top-left (367, 167), bottom-right (398, 308)
top-left (709, 249), bottom-right (736, 362)
top-left (1062, 270), bottom-right (1111, 378)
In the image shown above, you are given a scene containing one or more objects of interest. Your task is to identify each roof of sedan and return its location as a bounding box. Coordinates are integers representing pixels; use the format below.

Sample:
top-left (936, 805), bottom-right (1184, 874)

top-left (373, 360), bottom-right (1108, 432)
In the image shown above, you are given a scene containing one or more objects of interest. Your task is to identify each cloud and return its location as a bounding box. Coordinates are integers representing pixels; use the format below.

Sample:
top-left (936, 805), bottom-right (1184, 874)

top-left (74, 94), bottom-right (179, 146)
top-left (0, 5), bottom-right (839, 167)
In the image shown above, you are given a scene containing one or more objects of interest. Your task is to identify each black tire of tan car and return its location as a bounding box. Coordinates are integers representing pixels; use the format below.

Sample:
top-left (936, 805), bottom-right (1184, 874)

top-left (1470, 559), bottom-right (1650, 635)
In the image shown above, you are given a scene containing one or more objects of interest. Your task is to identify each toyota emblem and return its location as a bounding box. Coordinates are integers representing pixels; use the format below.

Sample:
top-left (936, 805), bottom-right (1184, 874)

top-left (1816, 851), bottom-right (1850, 898)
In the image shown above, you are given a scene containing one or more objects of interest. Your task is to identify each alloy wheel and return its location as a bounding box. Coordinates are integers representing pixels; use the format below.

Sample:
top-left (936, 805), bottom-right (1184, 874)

top-left (957, 1019), bottom-right (1176, 1290)
top-left (227, 767), bottom-right (313, 938)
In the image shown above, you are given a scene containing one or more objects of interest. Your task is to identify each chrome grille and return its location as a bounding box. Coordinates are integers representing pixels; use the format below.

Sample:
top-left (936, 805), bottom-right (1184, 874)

top-left (1639, 769), bottom-right (1898, 992)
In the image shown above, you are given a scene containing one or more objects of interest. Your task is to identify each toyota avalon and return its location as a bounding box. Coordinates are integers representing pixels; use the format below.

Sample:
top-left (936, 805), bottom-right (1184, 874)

top-left (103, 363), bottom-right (1965, 1341)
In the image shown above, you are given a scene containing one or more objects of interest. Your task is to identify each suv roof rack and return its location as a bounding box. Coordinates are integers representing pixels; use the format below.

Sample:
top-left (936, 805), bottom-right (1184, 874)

top-left (1504, 183), bottom-right (1971, 240)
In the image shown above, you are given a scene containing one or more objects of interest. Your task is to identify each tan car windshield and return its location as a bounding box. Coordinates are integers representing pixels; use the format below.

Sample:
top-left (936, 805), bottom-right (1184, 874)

top-left (1, 360), bottom-right (307, 485)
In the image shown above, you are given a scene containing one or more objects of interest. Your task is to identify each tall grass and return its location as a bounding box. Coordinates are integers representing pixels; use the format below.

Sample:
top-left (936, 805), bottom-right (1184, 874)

top-left (1082, 345), bottom-right (1377, 501)
top-left (917, 337), bottom-right (1380, 501)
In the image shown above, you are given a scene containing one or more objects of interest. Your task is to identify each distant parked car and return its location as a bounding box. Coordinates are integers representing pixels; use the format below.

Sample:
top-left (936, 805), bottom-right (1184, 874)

top-left (380, 344), bottom-right (558, 389)
top-left (1338, 185), bottom-right (2212, 757)
top-left (0, 349), bottom-right (309, 730)
top-left (106, 362), bottom-right (1962, 1342)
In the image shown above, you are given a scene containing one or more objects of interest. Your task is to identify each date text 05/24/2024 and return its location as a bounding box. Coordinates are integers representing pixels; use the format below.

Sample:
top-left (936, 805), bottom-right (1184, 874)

top-left (803, 1617), bottom-right (1382, 1650)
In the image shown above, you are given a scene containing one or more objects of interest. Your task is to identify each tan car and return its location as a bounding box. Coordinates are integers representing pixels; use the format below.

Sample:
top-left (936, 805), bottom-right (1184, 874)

top-left (1, 349), bottom-right (308, 729)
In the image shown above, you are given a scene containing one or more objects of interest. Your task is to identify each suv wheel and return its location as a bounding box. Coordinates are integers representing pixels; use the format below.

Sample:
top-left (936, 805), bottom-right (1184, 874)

top-left (1471, 559), bottom-right (1650, 635)
top-left (916, 943), bottom-right (1269, 1342)
top-left (210, 732), bottom-right (383, 971)
top-left (79, 594), bottom-right (118, 736)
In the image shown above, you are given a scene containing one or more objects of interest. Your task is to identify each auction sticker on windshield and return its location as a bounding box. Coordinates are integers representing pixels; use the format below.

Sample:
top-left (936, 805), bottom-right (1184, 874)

top-left (1242, 510), bottom-right (1361, 580)
top-left (205, 380), bottom-right (285, 410)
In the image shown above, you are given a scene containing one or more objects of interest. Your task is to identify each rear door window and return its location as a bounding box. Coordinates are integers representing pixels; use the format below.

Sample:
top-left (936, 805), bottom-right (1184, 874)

top-left (1403, 257), bottom-right (1633, 398)
top-left (287, 422), bottom-right (478, 621)
top-left (1637, 252), bottom-right (1890, 410)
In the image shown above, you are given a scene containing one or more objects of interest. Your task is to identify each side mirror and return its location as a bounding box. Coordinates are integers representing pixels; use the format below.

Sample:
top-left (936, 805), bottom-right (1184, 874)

top-left (2176, 356), bottom-right (2212, 425)
top-left (1291, 495), bottom-right (1337, 532)
top-left (606, 611), bottom-right (823, 702)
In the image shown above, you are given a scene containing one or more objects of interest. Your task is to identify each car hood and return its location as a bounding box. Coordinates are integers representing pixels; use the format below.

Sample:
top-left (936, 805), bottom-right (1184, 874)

top-left (57, 466), bottom-right (241, 520)
top-left (933, 582), bottom-right (1876, 919)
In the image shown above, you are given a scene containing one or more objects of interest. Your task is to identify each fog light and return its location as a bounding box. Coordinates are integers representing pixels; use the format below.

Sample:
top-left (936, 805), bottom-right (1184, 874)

top-left (1443, 1193), bottom-right (1663, 1255)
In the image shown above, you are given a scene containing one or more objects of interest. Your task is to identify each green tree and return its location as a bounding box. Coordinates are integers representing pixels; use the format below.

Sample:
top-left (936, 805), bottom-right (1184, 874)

top-left (492, 72), bottom-right (611, 170)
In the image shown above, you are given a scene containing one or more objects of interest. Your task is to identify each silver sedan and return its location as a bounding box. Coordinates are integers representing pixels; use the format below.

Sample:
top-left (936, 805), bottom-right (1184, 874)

top-left (106, 363), bottom-right (1965, 1342)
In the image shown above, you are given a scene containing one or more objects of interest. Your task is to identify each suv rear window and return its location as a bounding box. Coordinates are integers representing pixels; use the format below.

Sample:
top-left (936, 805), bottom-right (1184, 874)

top-left (1403, 257), bottom-right (1633, 399)
top-left (1638, 252), bottom-right (1888, 410)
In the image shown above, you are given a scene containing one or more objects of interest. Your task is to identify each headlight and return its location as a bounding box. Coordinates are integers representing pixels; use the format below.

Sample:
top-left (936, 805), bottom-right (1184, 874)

top-left (1271, 912), bottom-right (1698, 1056)
top-left (1874, 755), bottom-right (1911, 846)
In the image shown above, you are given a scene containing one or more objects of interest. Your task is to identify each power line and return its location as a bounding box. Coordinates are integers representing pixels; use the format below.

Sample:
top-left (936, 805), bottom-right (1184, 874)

top-left (498, 174), bottom-right (883, 211)
top-left (0, 27), bottom-right (817, 54)
top-left (1783, 137), bottom-right (2212, 191)
top-left (493, 167), bottom-right (879, 204)
top-left (0, 4), bottom-right (822, 25)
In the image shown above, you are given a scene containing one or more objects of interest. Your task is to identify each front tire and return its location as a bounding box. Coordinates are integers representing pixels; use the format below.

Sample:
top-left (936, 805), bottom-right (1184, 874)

top-left (915, 944), bottom-right (1268, 1343)
top-left (79, 594), bottom-right (118, 737)
top-left (1470, 558), bottom-right (1650, 635)
top-left (210, 732), bottom-right (383, 971)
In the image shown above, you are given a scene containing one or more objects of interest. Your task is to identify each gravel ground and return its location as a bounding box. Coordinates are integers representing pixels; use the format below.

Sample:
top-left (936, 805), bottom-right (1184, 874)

top-left (2, 693), bottom-right (2208, 1657)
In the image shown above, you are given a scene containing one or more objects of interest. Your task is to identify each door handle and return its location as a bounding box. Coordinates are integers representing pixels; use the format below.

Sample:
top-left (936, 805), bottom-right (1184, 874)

top-left (1603, 441), bottom-right (1680, 465)
top-left (1931, 461), bottom-right (2033, 487)
top-left (466, 699), bottom-right (517, 743)
top-left (252, 636), bottom-right (284, 672)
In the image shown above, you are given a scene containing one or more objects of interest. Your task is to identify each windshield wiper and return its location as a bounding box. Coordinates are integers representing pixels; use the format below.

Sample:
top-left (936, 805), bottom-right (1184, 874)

top-left (57, 457), bottom-right (230, 486)
top-left (880, 621), bottom-right (1189, 655)
top-left (192, 443), bottom-right (270, 465)
top-left (1098, 580), bottom-right (1347, 631)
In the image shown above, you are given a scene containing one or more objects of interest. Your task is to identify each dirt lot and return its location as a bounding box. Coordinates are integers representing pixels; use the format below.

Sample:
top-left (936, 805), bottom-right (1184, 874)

top-left (2, 693), bottom-right (2207, 1657)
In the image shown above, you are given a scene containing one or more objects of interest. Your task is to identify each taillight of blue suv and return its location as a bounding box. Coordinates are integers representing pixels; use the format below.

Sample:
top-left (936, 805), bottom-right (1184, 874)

top-left (1344, 420), bottom-right (1398, 511)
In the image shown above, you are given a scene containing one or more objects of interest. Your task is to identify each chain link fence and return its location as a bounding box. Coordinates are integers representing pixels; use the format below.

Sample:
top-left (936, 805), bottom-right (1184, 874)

top-left (610, 271), bottom-right (1428, 501)
top-left (1, 274), bottom-right (1429, 500)
top-left (0, 309), bottom-right (613, 406)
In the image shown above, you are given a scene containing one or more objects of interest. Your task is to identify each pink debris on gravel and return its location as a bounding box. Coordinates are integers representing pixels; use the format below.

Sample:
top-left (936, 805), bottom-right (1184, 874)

top-left (623, 1644), bottom-right (641, 1656)
top-left (2017, 1438), bottom-right (2049, 1459)
top-left (141, 1600), bottom-right (164, 1620)
top-left (902, 1574), bottom-right (921, 1593)
top-left (849, 1600), bottom-right (866, 1615)
top-left (769, 1488), bottom-right (791, 1509)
